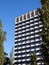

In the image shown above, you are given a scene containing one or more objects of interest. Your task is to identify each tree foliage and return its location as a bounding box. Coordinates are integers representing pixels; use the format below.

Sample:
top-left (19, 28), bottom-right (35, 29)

top-left (0, 19), bottom-right (6, 65)
top-left (31, 52), bottom-right (37, 65)
top-left (40, 0), bottom-right (49, 44)
top-left (38, 0), bottom-right (49, 65)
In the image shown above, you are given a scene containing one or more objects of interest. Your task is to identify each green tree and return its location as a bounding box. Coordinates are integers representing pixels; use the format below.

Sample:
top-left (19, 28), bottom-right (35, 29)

top-left (0, 20), bottom-right (6, 65)
top-left (31, 52), bottom-right (37, 65)
top-left (38, 0), bottom-right (49, 65)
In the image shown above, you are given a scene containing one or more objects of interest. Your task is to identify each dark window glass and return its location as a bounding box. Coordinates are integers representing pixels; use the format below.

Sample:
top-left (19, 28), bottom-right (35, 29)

top-left (24, 15), bottom-right (26, 19)
top-left (27, 13), bottom-right (30, 18)
top-left (35, 11), bottom-right (38, 15)
top-left (17, 18), bottom-right (19, 22)
top-left (20, 16), bottom-right (22, 21)
top-left (31, 12), bottom-right (34, 17)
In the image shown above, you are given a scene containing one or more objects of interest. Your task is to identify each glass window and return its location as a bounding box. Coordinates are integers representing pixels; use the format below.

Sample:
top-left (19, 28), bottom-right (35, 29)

top-left (27, 13), bottom-right (30, 18)
top-left (24, 15), bottom-right (26, 19)
top-left (20, 16), bottom-right (22, 21)
top-left (35, 10), bottom-right (38, 15)
top-left (31, 12), bottom-right (34, 17)
top-left (17, 18), bottom-right (19, 22)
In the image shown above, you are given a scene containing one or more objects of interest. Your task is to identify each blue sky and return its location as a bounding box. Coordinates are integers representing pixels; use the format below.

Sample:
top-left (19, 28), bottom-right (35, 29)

top-left (0, 0), bottom-right (41, 57)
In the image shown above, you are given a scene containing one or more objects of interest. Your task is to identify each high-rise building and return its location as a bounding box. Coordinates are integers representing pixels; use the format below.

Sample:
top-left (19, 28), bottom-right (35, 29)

top-left (14, 10), bottom-right (43, 65)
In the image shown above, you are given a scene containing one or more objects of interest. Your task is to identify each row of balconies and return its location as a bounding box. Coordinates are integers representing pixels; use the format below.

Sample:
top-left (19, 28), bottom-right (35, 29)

top-left (15, 18), bottom-right (40, 26)
top-left (15, 36), bottom-right (42, 42)
top-left (15, 31), bottom-right (41, 37)
top-left (15, 20), bottom-right (42, 29)
top-left (15, 27), bottom-right (42, 35)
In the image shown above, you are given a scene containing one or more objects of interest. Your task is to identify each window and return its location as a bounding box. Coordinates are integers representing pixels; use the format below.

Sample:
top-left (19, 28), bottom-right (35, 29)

top-left (27, 13), bottom-right (30, 18)
top-left (24, 15), bottom-right (26, 19)
top-left (20, 16), bottom-right (22, 21)
top-left (31, 12), bottom-right (34, 17)
top-left (35, 11), bottom-right (38, 15)
top-left (17, 18), bottom-right (19, 22)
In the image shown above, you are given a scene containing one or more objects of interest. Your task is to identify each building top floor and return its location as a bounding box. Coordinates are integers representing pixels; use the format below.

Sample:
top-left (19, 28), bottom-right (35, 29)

top-left (15, 9), bottom-right (40, 24)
